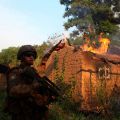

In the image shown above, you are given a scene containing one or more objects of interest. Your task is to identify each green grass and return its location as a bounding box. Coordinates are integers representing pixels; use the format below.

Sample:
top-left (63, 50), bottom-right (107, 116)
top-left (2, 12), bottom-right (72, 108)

top-left (1, 90), bottom-right (120, 120)
top-left (0, 90), bottom-right (11, 120)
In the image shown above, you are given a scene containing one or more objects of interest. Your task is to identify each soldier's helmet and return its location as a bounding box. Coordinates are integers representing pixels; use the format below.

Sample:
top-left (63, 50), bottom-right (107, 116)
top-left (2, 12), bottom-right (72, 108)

top-left (17, 45), bottom-right (37, 60)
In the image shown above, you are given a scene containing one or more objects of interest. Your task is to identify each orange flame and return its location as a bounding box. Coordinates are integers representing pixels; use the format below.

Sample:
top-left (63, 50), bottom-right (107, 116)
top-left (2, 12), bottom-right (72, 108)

top-left (81, 33), bottom-right (110, 54)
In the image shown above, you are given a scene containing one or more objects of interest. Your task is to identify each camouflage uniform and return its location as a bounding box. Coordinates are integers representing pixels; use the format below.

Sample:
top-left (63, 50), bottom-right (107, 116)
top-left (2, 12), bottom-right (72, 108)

top-left (6, 45), bottom-right (49, 120)
top-left (7, 65), bottom-right (49, 120)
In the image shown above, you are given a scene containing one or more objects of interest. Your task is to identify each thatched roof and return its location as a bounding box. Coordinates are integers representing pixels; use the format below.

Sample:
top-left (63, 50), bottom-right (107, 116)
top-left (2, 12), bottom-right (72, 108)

top-left (95, 53), bottom-right (120, 64)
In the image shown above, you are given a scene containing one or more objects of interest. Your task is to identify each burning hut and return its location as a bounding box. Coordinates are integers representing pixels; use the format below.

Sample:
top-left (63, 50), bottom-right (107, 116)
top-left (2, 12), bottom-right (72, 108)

top-left (38, 35), bottom-right (120, 112)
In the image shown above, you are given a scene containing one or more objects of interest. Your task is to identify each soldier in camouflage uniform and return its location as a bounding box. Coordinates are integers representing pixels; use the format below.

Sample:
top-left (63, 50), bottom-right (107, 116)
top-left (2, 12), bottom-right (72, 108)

top-left (7, 45), bottom-right (49, 120)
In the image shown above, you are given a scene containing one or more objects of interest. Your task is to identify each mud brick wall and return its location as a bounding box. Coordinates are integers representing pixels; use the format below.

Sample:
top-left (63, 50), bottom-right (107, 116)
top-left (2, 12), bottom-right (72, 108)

top-left (44, 45), bottom-right (120, 111)
top-left (45, 46), bottom-right (83, 100)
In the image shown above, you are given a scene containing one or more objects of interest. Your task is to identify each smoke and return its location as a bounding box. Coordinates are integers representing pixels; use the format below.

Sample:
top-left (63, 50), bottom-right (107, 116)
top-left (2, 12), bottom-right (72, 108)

top-left (111, 31), bottom-right (120, 42)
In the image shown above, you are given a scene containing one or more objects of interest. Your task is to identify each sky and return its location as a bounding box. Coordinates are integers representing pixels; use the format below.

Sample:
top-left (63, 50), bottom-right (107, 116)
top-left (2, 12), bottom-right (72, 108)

top-left (0, 0), bottom-right (67, 51)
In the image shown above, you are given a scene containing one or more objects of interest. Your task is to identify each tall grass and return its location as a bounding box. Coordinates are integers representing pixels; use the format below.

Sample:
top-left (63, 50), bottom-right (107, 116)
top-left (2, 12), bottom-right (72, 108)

top-left (1, 86), bottom-right (120, 120)
top-left (0, 90), bottom-right (11, 120)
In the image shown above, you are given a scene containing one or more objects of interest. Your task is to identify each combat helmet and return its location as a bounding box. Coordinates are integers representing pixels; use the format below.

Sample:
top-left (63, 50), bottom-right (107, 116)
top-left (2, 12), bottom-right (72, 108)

top-left (17, 45), bottom-right (37, 60)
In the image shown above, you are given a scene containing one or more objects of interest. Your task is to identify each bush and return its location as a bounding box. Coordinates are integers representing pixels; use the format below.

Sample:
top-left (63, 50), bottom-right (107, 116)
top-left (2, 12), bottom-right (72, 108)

top-left (0, 90), bottom-right (11, 120)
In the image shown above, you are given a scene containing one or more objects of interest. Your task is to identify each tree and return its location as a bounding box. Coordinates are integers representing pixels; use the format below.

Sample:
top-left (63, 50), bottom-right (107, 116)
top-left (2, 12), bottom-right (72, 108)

top-left (34, 42), bottom-right (48, 66)
top-left (0, 43), bottom-right (49, 67)
top-left (60, 0), bottom-right (120, 38)
top-left (0, 47), bottom-right (19, 66)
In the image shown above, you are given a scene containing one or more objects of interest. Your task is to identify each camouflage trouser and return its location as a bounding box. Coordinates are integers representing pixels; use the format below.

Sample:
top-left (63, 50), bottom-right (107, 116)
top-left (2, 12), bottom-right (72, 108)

top-left (11, 106), bottom-right (48, 120)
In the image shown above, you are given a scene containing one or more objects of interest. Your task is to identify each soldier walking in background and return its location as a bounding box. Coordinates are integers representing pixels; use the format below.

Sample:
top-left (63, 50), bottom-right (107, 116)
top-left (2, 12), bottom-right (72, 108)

top-left (5, 45), bottom-right (55, 120)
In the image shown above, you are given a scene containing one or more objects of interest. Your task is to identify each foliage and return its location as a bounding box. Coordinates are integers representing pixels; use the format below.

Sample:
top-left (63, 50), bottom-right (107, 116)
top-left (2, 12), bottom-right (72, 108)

top-left (109, 85), bottom-right (120, 117)
top-left (0, 42), bottom-right (49, 67)
top-left (70, 36), bottom-right (83, 45)
top-left (34, 42), bottom-right (48, 66)
top-left (0, 47), bottom-right (19, 66)
top-left (60, 0), bottom-right (120, 38)
top-left (49, 103), bottom-right (86, 120)
top-left (96, 81), bottom-right (107, 106)
top-left (0, 91), bottom-right (11, 120)
top-left (48, 79), bottom-right (120, 120)
top-left (0, 92), bottom-right (120, 120)
top-left (97, 20), bottom-right (119, 34)
top-left (36, 42), bottom-right (48, 58)
top-left (53, 54), bottom-right (59, 70)
top-left (53, 53), bottom-right (59, 83)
